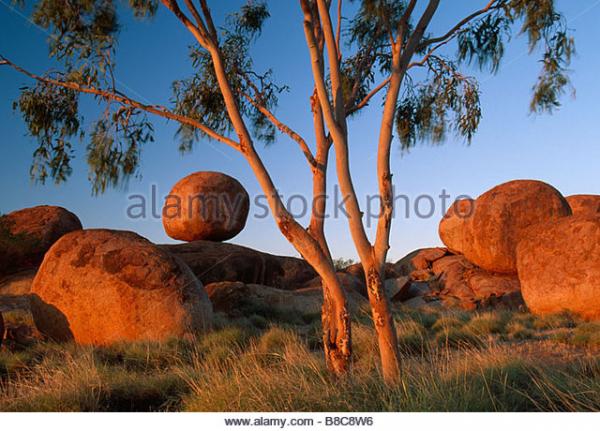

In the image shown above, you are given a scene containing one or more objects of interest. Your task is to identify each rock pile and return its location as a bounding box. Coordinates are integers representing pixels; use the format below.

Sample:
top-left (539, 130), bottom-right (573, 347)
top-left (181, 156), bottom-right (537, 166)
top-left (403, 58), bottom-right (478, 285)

top-left (434, 180), bottom-right (599, 320)
top-left (377, 248), bottom-right (522, 311)
top-left (441, 180), bottom-right (572, 273)
top-left (206, 281), bottom-right (368, 319)
top-left (2, 175), bottom-right (600, 348)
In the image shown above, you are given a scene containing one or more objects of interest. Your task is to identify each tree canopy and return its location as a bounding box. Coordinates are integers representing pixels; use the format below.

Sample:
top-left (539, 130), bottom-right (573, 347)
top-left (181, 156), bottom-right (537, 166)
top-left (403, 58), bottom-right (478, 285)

top-left (1, 0), bottom-right (574, 195)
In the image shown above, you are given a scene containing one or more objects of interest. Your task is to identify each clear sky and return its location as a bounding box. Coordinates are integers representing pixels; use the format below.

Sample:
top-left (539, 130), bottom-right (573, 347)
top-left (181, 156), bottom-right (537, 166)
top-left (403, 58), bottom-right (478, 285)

top-left (1, 0), bottom-right (599, 262)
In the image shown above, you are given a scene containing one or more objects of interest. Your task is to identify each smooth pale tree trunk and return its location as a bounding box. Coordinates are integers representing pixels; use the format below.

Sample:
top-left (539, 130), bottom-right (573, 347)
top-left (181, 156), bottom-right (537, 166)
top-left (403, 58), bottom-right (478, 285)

top-left (302, 0), bottom-right (402, 383)
top-left (204, 36), bottom-right (352, 376)
top-left (363, 261), bottom-right (401, 382)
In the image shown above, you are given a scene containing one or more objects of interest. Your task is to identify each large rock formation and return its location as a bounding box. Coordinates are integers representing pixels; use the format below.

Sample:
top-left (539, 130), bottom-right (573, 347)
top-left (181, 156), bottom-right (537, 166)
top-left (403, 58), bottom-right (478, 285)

top-left (464, 180), bottom-right (571, 273)
top-left (391, 249), bottom-right (522, 310)
top-left (160, 240), bottom-right (316, 290)
top-left (0, 205), bottom-right (82, 276)
top-left (516, 216), bottom-right (600, 320)
top-left (438, 199), bottom-right (475, 255)
top-left (162, 171), bottom-right (250, 242)
top-left (31, 229), bottom-right (212, 344)
top-left (566, 194), bottom-right (600, 217)
top-left (431, 255), bottom-right (522, 310)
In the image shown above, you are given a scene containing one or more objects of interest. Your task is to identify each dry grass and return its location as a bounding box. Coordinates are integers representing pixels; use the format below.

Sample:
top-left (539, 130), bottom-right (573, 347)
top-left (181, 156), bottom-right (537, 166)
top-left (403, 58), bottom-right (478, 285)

top-left (0, 307), bottom-right (599, 412)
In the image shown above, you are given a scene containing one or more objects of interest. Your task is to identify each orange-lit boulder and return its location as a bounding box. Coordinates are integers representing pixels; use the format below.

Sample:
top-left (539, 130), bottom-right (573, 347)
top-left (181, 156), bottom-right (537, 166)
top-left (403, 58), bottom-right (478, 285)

top-left (566, 194), bottom-right (600, 217)
top-left (30, 229), bottom-right (212, 344)
top-left (410, 247), bottom-right (448, 271)
top-left (431, 255), bottom-right (521, 310)
top-left (162, 171), bottom-right (249, 242)
top-left (516, 216), bottom-right (600, 320)
top-left (0, 205), bottom-right (82, 276)
top-left (439, 198), bottom-right (475, 255)
top-left (465, 180), bottom-right (571, 273)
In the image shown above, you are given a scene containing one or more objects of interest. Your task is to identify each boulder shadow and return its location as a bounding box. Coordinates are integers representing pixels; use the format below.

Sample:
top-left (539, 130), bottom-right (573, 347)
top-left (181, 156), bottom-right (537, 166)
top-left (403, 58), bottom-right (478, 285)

top-left (29, 294), bottom-right (74, 342)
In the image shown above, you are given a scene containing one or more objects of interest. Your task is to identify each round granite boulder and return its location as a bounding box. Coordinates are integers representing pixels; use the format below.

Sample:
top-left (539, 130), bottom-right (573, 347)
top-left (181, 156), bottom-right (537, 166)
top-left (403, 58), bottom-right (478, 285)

top-left (439, 198), bottom-right (475, 255)
top-left (517, 216), bottom-right (600, 320)
top-left (30, 229), bottom-right (213, 344)
top-left (162, 172), bottom-right (250, 242)
top-left (0, 205), bottom-right (82, 276)
top-left (465, 180), bottom-right (571, 273)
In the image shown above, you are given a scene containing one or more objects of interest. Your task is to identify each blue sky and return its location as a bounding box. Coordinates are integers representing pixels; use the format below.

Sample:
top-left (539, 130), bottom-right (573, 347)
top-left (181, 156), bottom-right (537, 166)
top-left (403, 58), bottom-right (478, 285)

top-left (1, 0), bottom-right (599, 261)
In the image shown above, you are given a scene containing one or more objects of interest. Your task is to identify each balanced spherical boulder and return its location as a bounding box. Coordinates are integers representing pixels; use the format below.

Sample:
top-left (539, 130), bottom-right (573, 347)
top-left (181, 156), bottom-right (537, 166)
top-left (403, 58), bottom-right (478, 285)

top-left (30, 229), bottom-right (212, 344)
top-left (439, 199), bottom-right (475, 255)
top-left (516, 216), bottom-right (600, 320)
top-left (163, 171), bottom-right (250, 242)
top-left (566, 194), bottom-right (600, 217)
top-left (464, 180), bottom-right (571, 273)
top-left (0, 205), bottom-right (82, 276)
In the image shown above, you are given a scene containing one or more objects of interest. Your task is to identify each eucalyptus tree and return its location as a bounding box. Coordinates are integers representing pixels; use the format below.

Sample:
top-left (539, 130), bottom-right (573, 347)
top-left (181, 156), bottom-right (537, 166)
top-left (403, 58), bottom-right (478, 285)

top-left (1, 0), bottom-right (574, 382)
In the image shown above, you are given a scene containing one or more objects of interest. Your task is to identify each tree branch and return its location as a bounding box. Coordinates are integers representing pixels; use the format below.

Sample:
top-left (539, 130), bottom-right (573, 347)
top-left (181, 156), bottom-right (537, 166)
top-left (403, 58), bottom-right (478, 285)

top-left (0, 56), bottom-right (239, 150)
top-left (199, 0), bottom-right (219, 42)
top-left (346, 77), bottom-right (391, 116)
top-left (241, 91), bottom-right (317, 169)
top-left (407, 38), bottom-right (453, 69)
top-left (335, 0), bottom-right (343, 59)
top-left (308, 92), bottom-right (333, 262)
top-left (373, 0), bottom-right (441, 268)
top-left (160, 0), bottom-right (211, 47)
top-left (300, 0), bottom-right (373, 261)
top-left (418, 0), bottom-right (499, 49)
top-left (397, 0), bottom-right (417, 47)
top-left (182, 0), bottom-right (206, 33)
top-left (316, 0), bottom-right (347, 129)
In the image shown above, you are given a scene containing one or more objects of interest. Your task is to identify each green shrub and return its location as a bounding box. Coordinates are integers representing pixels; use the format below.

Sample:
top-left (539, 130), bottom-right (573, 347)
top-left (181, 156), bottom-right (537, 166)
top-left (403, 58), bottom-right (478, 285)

top-left (431, 315), bottom-right (465, 333)
top-left (570, 323), bottom-right (600, 348)
top-left (506, 322), bottom-right (535, 340)
top-left (465, 312), bottom-right (507, 336)
top-left (435, 327), bottom-right (484, 349)
top-left (396, 320), bottom-right (428, 354)
top-left (532, 312), bottom-right (578, 330)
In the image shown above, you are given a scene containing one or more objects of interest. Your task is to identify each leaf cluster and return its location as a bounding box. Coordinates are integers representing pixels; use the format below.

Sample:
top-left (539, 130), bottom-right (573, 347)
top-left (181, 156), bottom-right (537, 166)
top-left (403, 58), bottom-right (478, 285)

top-left (172, 1), bottom-right (284, 152)
top-left (12, 0), bottom-right (158, 192)
top-left (396, 57), bottom-right (481, 150)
